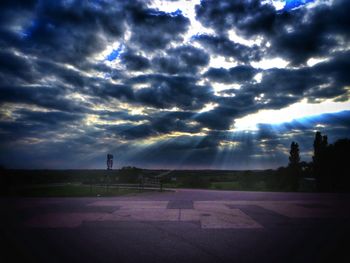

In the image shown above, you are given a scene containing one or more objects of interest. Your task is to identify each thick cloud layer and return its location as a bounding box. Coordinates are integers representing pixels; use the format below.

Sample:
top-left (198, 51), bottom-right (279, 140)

top-left (0, 0), bottom-right (349, 169)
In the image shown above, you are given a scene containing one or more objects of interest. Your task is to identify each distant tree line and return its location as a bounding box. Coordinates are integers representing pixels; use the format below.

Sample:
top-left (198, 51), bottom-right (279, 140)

top-left (1, 132), bottom-right (349, 194)
top-left (270, 131), bottom-right (350, 192)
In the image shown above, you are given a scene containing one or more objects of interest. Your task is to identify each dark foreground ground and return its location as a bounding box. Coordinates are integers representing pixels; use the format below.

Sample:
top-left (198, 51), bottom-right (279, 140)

top-left (1, 189), bottom-right (350, 263)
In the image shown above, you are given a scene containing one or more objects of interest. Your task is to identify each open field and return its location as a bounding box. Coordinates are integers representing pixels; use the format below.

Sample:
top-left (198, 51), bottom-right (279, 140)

top-left (0, 168), bottom-right (317, 194)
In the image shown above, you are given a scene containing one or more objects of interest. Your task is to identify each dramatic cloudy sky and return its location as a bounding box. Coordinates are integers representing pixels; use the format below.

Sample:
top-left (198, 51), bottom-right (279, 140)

top-left (0, 0), bottom-right (349, 169)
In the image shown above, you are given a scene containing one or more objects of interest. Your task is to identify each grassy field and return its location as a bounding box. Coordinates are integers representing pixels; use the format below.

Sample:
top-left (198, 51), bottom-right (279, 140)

top-left (210, 181), bottom-right (268, 191)
top-left (210, 181), bottom-right (244, 190)
top-left (0, 168), bottom-right (317, 193)
top-left (2, 184), bottom-right (153, 197)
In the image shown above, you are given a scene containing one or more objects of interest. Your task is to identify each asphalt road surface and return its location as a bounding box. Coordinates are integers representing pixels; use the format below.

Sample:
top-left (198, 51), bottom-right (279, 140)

top-left (1, 189), bottom-right (350, 263)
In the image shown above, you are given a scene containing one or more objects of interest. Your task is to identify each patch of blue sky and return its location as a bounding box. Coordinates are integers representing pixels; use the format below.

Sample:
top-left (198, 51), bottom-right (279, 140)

top-left (189, 33), bottom-right (203, 41)
top-left (283, 0), bottom-right (315, 10)
top-left (147, 8), bottom-right (183, 17)
top-left (169, 9), bottom-right (182, 16)
top-left (106, 44), bottom-right (123, 61)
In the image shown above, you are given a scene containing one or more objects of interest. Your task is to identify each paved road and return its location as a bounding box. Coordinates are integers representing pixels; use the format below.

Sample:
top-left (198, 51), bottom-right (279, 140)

top-left (1, 189), bottom-right (350, 263)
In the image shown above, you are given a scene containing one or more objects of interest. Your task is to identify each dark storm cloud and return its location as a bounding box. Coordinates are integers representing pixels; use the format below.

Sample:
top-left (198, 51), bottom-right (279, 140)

top-left (33, 59), bottom-right (92, 88)
top-left (193, 34), bottom-right (261, 63)
top-left (97, 110), bottom-right (147, 123)
top-left (205, 65), bottom-right (259, 83)
top-left (95, 83), bottom-right (135, 101)
top-left (0, 0), bottom-right (191, 73)
top-left (0, 109), bottom-right (83, 145)
top-left (270, 0), bottom-right (350, 65)
top-left (305, 51), bottom-right (350, 102)
top-left (195, 0), bottom-right (350, 65)
top-left (0, 0), bottom-right (37, 36)
top-left (111, 123), bottom-right (155, 140)
top-left (0, 50), bottom-right (34, 83)
top-left (98, 110), bottom-right (202, 140)
top-left (195, 0), bottom-right (282, 36)
top-left (128, 7), bottom-right (190, 51)
top-left (120, 49), bottom-right (150, 71)
top-left (0, 0), bottom-right (36, 9)
top-left (270, 26), bottom-right (337, 66)
top-left (152, 45), bottom-right (209, 74)
top-left (257, 67), bottom-right (319, 95)
top-left (105, 123), bottom-right (164, 141)
top-left (0, 49), bottom-right (116, 97)
top-left (0, 1), bottom-right (128, 66)
top-left (196, 93), bottom-right (259, 130)
top-left (0, 121), bottom-right (44, 144)
top-left (197, 58), bottom-right (349, 132)
top-left (233, 51), bottom-right (350, 111)
top-left (195, 90), bottom-right (261, 131)
top-left (0, 85), bottom-right (89, 113)
top-left (128, 74), bottom-right (213, 110)
top-left (14, 109), bottom-right (83, 125)
top-left (148, 111), bottom-right (200, 134)
top-left (194, 109), bottom-right (234, 130)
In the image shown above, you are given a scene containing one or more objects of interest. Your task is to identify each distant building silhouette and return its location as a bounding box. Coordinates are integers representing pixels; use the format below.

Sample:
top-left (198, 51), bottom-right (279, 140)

top-left (107, 154), bottom-right (113, 170)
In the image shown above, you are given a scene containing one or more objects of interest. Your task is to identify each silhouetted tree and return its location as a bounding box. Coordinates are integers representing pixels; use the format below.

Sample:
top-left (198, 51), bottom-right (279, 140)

top-left (313, 132), bottom-right (328, 166)
top-left (330, 139), bottom-right (350, 192)
top-left (313, 132), bottom-right (322, 189)
top-left (312, 131), bottom-right (350, 192)
top-left (289, 142), bottom-right (300, 168)
top-left (300, 161), bottom-right (312, 177)
top-left (313, 131), bottom-right (323, 163)
top-left (322, 135), bottom-right (328, 148)
top-left (286, 141), bottom-right (301, 191)
top-left (313, 131), bottom-right (331, 191)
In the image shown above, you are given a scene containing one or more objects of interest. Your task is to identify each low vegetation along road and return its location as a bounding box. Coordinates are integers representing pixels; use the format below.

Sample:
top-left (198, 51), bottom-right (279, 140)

top-left (1, 189), bottom-right (350, 263)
